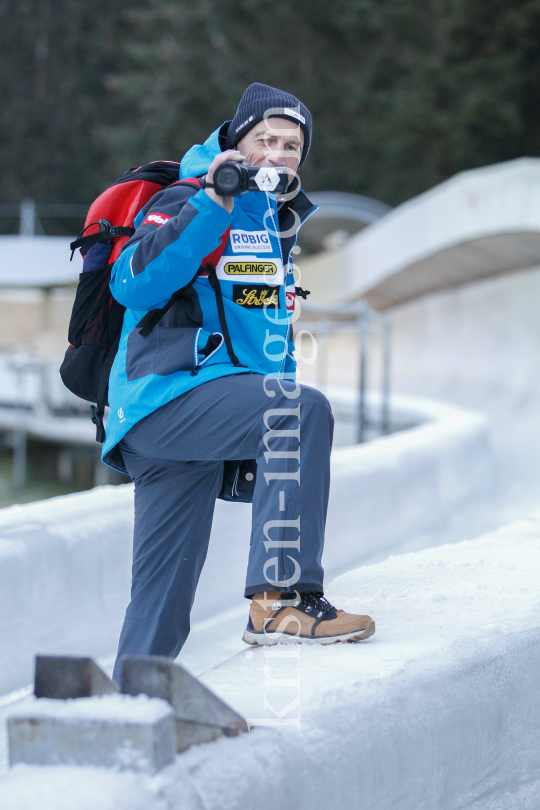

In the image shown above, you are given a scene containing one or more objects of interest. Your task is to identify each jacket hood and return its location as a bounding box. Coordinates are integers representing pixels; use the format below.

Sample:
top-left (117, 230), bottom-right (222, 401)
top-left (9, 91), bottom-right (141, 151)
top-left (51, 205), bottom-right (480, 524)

top-left (179, 123), bottom-right (227, 179)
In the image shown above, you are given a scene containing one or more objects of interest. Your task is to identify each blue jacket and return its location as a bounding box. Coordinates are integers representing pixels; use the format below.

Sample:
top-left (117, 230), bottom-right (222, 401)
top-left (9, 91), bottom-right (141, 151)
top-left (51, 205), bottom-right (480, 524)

top-left (103, 126), bottom-right (316, 471)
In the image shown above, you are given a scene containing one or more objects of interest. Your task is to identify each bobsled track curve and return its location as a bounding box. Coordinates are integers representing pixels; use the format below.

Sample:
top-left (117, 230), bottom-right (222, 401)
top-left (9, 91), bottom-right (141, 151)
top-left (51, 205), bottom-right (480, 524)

top-left (0, 391), bottom-right (491, 696)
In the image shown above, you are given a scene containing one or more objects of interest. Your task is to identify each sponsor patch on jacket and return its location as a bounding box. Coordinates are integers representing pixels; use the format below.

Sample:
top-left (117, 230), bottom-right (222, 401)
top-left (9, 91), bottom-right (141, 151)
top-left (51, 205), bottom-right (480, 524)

top-left (142, 212), bottom-right (172, 226)
top-left (233, 284), bottom-right (281, 309)
top-left (224, 261), bottom-right (277, 276)
top-left (285, 290), bottom-right (296, 311)
top-left (217, 254), bottom-right (284, 284)
top-left (230, 229), bottom-right (272, 253)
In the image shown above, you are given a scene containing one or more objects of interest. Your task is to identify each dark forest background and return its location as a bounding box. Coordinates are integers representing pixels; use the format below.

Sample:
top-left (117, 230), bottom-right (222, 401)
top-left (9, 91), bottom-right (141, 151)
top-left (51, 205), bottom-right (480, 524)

top-left (1, 0), bottom-right (540, 229)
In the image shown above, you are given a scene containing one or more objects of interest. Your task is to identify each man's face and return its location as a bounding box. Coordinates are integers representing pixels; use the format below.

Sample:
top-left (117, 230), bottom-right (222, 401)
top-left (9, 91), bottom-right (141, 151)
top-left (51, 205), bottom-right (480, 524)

top-left (236, 118), bottom-right (304, 177)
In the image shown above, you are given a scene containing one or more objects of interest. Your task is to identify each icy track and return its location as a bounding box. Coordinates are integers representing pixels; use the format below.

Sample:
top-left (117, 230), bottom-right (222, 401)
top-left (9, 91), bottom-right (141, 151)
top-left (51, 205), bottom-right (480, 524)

top-left (0, 393), bottom-right (491, 695)
top-left (1, 514), bottom-right (540, 809)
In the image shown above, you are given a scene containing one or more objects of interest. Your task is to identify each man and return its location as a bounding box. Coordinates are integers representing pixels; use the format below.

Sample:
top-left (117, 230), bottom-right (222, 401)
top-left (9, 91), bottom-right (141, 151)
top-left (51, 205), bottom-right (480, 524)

top-left (103, 83), bottom-right (375, 682)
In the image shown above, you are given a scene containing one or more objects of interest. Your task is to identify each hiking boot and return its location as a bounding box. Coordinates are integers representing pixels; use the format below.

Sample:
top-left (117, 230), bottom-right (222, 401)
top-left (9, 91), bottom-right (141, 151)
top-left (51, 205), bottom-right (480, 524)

top-left (242, 590), bottom-right (375, 645)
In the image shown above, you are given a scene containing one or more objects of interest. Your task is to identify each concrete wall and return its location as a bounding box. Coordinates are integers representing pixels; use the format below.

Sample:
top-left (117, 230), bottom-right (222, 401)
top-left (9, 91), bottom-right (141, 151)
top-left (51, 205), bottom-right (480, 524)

top-left (387, 264), bottom-right (540, 399)
top-left (0, 288), bottom-right (74, 360)
top-left (295, 158), bottom-right (540, 310)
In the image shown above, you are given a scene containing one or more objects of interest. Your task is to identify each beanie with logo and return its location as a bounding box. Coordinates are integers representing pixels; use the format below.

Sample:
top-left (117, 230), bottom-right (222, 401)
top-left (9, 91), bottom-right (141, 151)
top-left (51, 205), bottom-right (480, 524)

top-left (224, 83), bottom-right (312, 167)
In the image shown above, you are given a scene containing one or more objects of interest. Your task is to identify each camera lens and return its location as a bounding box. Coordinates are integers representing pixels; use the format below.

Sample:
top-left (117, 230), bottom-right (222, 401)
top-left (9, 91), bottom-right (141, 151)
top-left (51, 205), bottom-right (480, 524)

top-left (214, 162), bottom-right (242, 196)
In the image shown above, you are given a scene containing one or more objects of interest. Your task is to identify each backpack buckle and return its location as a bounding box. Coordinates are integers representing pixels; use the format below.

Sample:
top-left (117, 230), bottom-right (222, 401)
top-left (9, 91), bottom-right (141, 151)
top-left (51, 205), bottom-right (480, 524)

top-left (90, 405), bottom-right (103, 427)
top-left (90, 406), bottom-right (105, 444)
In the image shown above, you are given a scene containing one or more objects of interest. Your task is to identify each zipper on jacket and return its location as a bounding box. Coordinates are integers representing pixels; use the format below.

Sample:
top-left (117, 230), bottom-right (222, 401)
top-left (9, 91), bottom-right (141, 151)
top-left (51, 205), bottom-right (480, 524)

top-left (270, 194), bottom-right (318, 377)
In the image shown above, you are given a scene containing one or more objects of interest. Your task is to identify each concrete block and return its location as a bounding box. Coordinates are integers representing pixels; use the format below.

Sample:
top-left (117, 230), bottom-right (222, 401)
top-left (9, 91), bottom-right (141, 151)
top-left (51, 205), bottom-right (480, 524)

top-left (8, 694), bottom-right (175, 773)
top-left (34, 654), bottom-right (118, 699)
top-left (120, 656), bottom-right (247, 752)
top-left (174, 718), bottom-right (224, 752)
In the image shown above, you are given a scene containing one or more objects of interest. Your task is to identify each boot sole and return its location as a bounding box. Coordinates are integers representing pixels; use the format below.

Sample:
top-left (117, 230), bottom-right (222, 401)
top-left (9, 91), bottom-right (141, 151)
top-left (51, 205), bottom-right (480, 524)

top-left (242, 620), bottom-right (375, 646)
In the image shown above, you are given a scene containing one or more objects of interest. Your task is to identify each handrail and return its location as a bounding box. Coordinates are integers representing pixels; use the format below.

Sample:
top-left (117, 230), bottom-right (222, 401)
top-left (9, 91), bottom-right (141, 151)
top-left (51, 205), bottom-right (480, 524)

top-left (295, 299), bottom-right (392, 442)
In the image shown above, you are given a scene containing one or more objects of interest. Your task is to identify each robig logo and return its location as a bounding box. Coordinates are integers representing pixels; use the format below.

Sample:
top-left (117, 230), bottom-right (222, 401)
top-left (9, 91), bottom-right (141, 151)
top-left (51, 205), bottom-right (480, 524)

top-left (224, 261), bottom-right (277, 276)
top-left (230, 229), bottom-right (272, 253)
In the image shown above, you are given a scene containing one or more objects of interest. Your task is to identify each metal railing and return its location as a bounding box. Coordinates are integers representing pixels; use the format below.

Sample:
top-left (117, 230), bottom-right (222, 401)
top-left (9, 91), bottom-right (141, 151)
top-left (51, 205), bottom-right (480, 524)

top-left (0, 351), bottom-right (101, 490)
top-left (296, 300), bottom-right (392, 443)
top-left (0, 199), bottom-right (88, 235)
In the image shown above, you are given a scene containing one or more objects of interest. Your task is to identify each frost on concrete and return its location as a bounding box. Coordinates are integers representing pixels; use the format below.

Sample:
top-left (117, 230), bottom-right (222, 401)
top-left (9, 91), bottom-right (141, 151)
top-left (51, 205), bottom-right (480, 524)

top-left (8, 695), bottom-right (175, 773)
top-left (10, 694), bottom-right (173, 724)
top-left (1, 513), bottom-right (539, 809)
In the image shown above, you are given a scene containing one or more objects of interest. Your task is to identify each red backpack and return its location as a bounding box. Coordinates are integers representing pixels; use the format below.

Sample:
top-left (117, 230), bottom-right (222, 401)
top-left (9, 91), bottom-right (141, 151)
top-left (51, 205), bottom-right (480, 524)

top-left (60, 161), bottom-right (233, 441)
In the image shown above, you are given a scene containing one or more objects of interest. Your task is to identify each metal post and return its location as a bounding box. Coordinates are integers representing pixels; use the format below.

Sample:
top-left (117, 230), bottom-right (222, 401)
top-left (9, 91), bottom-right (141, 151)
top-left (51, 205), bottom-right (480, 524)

top-left (19, 199), bottom-right (36, 236)
top-left (357, 308), bottom-right (368, 443)
top-left (381, 317), bottom-right (392, 434)
top-left (57, 447), bottom-right (74, 482)
top-left (12, 429), bottom-right (27, 490)
top-left (94, 454), bottom-right (111, 487)
top-left (11, 360), bottom-right (28, 490)
top-left (316, 322), bottom-right (330, 389)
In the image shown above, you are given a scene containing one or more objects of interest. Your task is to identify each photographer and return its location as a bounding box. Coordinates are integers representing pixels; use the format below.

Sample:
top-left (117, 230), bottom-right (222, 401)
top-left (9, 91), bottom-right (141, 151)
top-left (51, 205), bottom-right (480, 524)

top-left (104, 83), bottom-right (375, 682)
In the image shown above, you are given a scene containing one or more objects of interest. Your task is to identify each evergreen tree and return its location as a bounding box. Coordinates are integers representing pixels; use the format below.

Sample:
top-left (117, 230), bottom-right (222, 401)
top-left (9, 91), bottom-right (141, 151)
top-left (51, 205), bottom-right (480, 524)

top-left (1, 0), bottom-right (540, 220)
top-left (0, 0), bottom-right (126, 208)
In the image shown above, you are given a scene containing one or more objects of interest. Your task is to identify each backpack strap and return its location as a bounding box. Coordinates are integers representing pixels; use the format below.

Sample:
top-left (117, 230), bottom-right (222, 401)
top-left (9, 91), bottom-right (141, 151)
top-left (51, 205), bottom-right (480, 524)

top-left (133, 186), bottom-right (246, 370)
top-left (70, 222), bottom-right (135, 257)
top-left (136, 221), bottom-right (231, 337)
top-left (90, 335), bottom-right (120, 443)
top-left (205, 263), bottom-right (247, 370)
top-left (136, 277), bottom-right (200, 337)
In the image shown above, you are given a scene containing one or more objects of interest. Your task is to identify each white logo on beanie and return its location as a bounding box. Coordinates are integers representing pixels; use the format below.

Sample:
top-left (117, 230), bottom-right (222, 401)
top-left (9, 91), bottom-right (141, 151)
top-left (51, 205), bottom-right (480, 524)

top-left (235, 115), bottom-right (255, 134)
top-left (284, 107), bottom-right (306, 125)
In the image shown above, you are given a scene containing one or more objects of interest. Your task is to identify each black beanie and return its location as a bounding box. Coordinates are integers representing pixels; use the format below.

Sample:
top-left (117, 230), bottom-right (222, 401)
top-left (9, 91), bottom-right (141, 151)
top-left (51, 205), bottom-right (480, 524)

top-left (224, 83), bottom-right (312, 167)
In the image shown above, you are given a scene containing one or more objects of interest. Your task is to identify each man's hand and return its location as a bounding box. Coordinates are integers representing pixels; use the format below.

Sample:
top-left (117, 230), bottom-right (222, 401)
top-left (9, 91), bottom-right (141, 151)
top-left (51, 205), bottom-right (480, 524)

top-left (204, 150), bottom-right (244, 213)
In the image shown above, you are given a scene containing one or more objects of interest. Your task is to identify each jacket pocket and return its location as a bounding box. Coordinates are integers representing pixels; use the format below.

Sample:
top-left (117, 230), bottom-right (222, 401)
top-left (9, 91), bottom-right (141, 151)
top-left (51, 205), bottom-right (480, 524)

top-left (218, 459), bottom-right (257, 503)
top-left (191, 329), bottom-right (225, 375)
top-left (126, 327), bottom-right (225, 381)
top-left (126, 326), bottom-right (199, 381)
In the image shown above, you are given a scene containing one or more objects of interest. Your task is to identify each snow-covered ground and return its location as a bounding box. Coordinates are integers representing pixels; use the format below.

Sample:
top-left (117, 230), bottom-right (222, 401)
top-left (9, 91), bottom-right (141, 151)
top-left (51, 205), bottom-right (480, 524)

top-left (2, 514), bottom-right (540, 809)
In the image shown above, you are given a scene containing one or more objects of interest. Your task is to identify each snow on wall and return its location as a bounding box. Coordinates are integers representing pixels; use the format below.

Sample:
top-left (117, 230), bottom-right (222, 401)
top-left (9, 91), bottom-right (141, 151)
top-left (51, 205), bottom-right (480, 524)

top-left (322, 391), bottom-right (492, 573)
top-left (0, 394), bottom-right (491, 696)
top-left (2, 514), bottom-right (540, 809)
top-left (0, 487), bottom-right (134, 695)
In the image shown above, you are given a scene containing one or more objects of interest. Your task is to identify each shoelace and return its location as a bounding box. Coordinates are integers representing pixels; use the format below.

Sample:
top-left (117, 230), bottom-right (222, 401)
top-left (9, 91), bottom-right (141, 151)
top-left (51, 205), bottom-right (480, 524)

top-left (280, 591), bottom-right (338, 620)
top-left (301, 592), bottom-right (337, 619)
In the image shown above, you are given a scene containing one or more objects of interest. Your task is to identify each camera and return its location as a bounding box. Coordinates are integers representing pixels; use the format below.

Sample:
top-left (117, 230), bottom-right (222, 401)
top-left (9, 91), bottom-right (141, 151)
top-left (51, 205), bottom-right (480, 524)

top-left (209, 161), bottom-right (289, 197)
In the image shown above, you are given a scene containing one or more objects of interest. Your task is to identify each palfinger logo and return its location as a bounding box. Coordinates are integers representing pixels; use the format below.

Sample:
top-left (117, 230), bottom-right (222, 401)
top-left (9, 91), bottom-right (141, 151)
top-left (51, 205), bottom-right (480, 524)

top-left (225, 262), bottom-right (277, 275)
